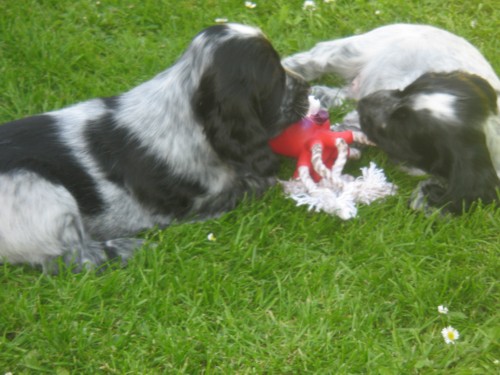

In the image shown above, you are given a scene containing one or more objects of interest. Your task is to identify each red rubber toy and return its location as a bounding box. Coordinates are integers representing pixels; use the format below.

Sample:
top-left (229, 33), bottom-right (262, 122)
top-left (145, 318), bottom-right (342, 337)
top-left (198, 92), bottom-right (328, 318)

top-left (269, 109), bottom-right (354, 182)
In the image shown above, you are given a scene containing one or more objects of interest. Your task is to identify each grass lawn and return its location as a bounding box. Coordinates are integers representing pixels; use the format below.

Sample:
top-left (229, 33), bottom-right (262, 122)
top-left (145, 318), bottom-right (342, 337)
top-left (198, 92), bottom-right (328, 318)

top-left (1, 0), bottom-right (499, 373)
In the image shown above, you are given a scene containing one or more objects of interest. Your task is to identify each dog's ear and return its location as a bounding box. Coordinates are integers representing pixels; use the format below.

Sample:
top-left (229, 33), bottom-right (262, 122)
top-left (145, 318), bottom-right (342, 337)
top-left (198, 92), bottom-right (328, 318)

top-left (465, 73), bottom-right (498, 113)
top-left (424, 128), bottom-right (500, 213)
top-left (192, 70), bottom-right (281, 178)
top-left (427, 73), bottom-right (500, 212)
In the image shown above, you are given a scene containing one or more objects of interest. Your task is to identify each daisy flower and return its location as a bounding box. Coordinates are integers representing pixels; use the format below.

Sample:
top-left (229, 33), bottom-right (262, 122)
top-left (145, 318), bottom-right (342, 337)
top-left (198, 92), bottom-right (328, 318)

top-left (441, 326), bottom-right (460, 344)
top-left (215, 18), bottom-right (228, 24)
top-left (245, 1), bottom-right (257, 9)
top-left (437, 305), bottom-right (449, 314)
top-left (207, 233), bottom-right (217, 242)
top-left (303, 0), bottom-right (316, 11)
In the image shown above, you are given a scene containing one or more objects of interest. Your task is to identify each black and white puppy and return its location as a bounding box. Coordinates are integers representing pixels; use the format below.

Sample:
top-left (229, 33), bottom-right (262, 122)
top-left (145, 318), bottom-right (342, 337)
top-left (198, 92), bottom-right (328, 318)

top-left (0, 23), bottom-right (310, 272)
top-left (283, 24), bottom-right (500, 213)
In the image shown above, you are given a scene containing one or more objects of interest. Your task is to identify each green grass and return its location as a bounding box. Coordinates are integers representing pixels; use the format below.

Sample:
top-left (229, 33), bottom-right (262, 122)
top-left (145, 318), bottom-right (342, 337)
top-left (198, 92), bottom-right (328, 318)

top-left (1, 0), bottom-right (499, 373)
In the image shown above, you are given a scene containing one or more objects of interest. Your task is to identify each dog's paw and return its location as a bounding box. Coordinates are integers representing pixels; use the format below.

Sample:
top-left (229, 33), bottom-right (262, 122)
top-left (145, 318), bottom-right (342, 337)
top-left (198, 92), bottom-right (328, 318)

top-left (409, 179), bottom-right (446, 216)
top-left (101, 238), bottom-right (147, 265)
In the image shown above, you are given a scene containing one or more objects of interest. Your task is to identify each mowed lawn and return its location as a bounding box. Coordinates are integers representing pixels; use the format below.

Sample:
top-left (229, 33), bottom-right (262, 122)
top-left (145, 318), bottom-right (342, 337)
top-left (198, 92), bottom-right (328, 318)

top-left (0, 1), bottom-right (499, 373)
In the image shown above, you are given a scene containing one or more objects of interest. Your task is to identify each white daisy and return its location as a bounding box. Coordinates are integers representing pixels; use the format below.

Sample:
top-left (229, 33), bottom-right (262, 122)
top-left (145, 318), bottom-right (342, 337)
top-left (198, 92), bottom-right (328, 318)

top-left (207, 233), bottom-right (217, 242)
top-left (303, 0), bottom-right (316, 11)
top-left (215, 18), bottom-right (228, 24)
top-left (245, 1), bottom-right (257, 9)
top-left (441, 326), bottom-right (460, 344)
top-left (437, 305), bottom-right (449, 314)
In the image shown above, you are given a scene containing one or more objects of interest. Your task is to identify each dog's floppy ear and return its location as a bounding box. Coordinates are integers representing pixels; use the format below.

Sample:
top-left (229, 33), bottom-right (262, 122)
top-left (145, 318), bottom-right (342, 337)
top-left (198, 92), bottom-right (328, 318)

top-left (192, 38), bottom-right (286, 178)
top-left (423, 128), bottom-right (500, 213)
top-left (192, 70), bottom-right (280, 178)
top-left (395, 72), bottom-right (500, 213)
top-left (439, 73), bottom-right (500, 212)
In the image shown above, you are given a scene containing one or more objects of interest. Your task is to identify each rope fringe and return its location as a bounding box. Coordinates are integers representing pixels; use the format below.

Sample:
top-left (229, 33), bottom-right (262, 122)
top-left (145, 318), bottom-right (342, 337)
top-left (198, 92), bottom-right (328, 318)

top-left (280, 142), bottom-right (397, 220)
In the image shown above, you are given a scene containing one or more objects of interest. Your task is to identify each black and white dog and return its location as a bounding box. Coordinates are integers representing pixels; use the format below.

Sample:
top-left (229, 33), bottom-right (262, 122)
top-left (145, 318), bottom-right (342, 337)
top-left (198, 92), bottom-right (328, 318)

top-left (283, 24), bottom-right (500, 213)
top-left (0, 24), bottom-right (310, 272)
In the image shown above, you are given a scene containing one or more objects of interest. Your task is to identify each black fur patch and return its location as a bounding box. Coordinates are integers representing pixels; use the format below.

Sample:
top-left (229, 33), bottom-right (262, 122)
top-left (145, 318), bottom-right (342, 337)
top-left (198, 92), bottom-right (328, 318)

top-left (0, 115), bottom-right (104, 215)
top-left (102, 96), bottom-right (120, 111)
top-left (85, 112), bottom-right (207, 218)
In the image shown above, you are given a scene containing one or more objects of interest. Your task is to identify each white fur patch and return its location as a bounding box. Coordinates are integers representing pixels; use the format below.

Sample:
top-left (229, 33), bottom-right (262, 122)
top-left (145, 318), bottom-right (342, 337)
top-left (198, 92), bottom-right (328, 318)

top-left (412, 93), bottom-right (458, 122)
top-left (0, 171), bottom-right (80, 265)
top-left (227, 23), bottom-right (262, 37)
